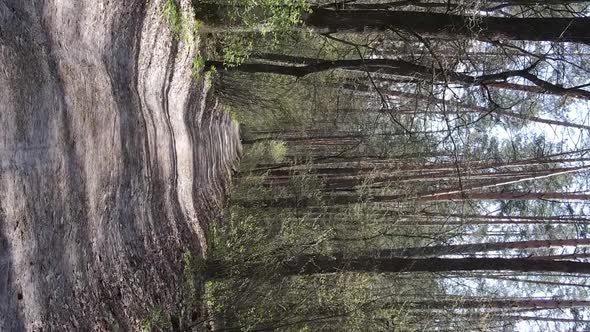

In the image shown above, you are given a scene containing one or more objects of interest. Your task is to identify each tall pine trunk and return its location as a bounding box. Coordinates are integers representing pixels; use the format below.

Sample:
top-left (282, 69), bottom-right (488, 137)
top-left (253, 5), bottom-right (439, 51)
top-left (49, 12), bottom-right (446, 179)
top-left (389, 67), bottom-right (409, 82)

top-left (375, 238), bottom-right (590, 258)
top-left (303, 8), bottom-right (590, 43)
top-left (206, 256), bottom-right (590, 278)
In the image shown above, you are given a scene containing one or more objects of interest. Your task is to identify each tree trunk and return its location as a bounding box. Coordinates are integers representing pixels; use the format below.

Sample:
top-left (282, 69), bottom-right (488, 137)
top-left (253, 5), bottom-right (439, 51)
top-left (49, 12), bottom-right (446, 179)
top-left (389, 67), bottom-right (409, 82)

top-left (481, 275), bottom-right (590, 289)
top-left (233, 191), bottom-right (590, 208)
top-left (387, 213), bottom-right (590, 226)
top-left (303, 8), bottom-right (590, 43)
top-left (324, 0), bottom-right (590, 11)
top-left (210, 54), bottom-right (590, 100)
top-left (206, 256), bottom-right (590, 278)
top-left (376, 238), bottom-right (590, 258)
top-left (394, 298), bottom-right (590, 310)
top-left (416, 191), bottom-right (590, 202)
top-left (342, 82), bottom-right (590, 130)
top-left (492, 315), bottom-right (590, 324)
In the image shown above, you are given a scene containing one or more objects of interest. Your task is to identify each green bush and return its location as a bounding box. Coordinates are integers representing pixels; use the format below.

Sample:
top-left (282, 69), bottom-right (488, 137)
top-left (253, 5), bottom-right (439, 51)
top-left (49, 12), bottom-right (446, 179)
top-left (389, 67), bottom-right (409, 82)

top-left (197, 0), bottom-right (310, 65)
top-left (162, 0), bottom-right (199, 47)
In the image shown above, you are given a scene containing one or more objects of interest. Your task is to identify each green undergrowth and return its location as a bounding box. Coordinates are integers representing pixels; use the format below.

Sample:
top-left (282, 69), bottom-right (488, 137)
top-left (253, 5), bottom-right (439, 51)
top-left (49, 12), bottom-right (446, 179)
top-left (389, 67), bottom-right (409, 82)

top-left (201, 137), bottom-right (337, 330)
top-left (141, 306), bottom-right (171, 332)
top-left (200, 138), bottom-right (412, 330)
top-left (192, 0), bottom-right (310, 66)
top-left (140, 249), bottom-right (208, 331)
top-left (162, 0), bottom-right (315, 79)
top-left (164, 0), bottom-right (303, 77)
top-left (162, 0), bottom-right (201, 47)
top-left (162, 0), bottom-right (205, 80)
top-left (161, 2), bottom-right (401, 330)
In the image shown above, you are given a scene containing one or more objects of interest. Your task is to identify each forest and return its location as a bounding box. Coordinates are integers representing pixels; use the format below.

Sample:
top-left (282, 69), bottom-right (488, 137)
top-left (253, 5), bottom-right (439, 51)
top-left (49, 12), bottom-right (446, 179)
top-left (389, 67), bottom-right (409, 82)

top-left (191, 0), bottom-right (590, 331)
top-left (2, 0), bottom-right (590, 331)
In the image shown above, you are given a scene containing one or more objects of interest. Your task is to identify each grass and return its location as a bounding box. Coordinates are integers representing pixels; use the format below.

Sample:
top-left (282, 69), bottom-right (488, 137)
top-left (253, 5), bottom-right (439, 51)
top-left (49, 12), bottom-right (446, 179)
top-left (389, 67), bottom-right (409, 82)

top-left (268, 140), bottom-right (287, 163)
top-left (141, 306), bottom-right (171, 332)
top-left (192, 55), bottom-right (206, 79)
top-left (162, 0), bottom-right (182, 37)
top-left (162, 0), bottom-right (200, 48)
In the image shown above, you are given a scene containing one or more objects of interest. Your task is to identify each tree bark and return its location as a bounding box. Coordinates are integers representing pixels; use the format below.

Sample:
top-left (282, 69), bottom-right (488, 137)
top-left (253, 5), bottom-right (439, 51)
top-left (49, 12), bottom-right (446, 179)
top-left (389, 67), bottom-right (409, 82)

top-left (303, 8), bottom-right (590, 43)
top-left (481, 275), bottom-right (590, 289)
top-left (206, 256), bottom-right (590, 278)
top-left (234, 191), bottom-right (590, 208)
top-left (210, 54), bottom-right (590, 100)
top-left (415, 191), bottom-right (590, 202)
top-left (323, 0), bottom-right (590, 11)
top-left (342, 82), bottom-right (590, 130)
top-left (393, 298), bottom-right (590, 310)
top-left (376, 238), bottom-right (590, 258)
